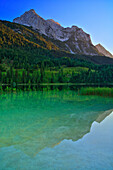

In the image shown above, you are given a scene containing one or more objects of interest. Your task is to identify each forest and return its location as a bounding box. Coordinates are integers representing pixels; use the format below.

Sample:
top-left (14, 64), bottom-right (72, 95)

top-left (0, 20), bottom-right (113, 88)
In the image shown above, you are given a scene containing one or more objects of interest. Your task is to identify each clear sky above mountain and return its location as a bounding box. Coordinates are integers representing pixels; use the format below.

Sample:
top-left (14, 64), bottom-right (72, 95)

top-left (0, 0), bottom-right (113, 54)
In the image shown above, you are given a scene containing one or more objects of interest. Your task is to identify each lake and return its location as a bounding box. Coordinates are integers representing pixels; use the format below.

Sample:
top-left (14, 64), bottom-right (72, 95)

top-left (0, 89), bottom-right (113, 169)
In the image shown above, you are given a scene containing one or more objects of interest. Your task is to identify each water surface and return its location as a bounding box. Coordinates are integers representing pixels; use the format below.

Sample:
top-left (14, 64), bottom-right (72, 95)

top-left (0, 90), bottom-right (113, 169)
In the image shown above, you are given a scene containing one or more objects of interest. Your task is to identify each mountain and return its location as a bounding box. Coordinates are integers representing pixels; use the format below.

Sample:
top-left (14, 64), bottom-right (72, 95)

top-left (13, 9), bottom-right (100, 56)
top-left (1, 18), bottom-right (113, 84)
top-left (1, 18), bottom-right (113, 68)
top-left (95, 44), bottom-right (113, 58)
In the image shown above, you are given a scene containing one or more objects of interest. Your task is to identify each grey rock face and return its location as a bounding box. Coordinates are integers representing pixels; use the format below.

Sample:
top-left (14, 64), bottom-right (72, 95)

top-left (95, 44), bottom-right (113, 58)
top-left (13, 9), bottom-right (49, 35)
top-left (13, 9), bottom-right (99, 55)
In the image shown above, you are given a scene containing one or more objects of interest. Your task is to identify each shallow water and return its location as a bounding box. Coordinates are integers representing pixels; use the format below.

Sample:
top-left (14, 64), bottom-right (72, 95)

top-left (0, 90), bottom-right (113, 169)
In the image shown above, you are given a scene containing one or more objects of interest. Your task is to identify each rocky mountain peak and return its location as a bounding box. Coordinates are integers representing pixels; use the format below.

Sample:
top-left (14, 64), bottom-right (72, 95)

top-left (28, 9), bottom-right (36, 13)
top-left (13, 9), bottom-right (47, 34)
top-left (95, 44), bottom-right (113, 58)
top-left (22, 9), bottom-right (42, 18)
top-left (13, 9), bottom-right (100, 56)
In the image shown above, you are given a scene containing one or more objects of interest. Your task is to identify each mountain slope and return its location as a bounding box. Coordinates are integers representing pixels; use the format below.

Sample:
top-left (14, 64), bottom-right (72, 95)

top-left (0, 20), bottom-right (60, 51)
top-left (95, 44), bottom-right (113, 58)
top-left (0, 20), bottom-right (113, 67)
top-left (13, 9), bottom-right (100, 56)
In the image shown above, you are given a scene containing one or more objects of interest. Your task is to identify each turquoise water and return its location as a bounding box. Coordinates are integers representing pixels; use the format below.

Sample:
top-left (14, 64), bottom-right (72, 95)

top-left (0, 90), bottom-right (113, 169)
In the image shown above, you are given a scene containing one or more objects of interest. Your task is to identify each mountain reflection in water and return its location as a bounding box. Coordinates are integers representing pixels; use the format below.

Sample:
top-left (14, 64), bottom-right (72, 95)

top-left (0, 90), bottom-right (113, 169)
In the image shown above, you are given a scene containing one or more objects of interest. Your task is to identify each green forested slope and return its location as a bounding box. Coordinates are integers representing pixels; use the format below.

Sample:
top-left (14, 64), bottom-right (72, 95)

top-left (0, 20), bottom-right (113, 67)
top-left (0, 20), bottom-right (113, 85)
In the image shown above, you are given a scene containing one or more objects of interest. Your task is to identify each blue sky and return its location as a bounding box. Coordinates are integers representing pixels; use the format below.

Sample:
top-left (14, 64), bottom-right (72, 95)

top-left (0, 0), bottom-right (113, 54)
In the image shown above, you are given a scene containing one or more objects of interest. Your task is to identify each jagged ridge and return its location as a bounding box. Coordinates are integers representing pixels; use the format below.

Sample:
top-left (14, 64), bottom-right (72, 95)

top-left (13, 9), bottom-right (100, 56)
top-left (1, 20), bottom-right (113, 65)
